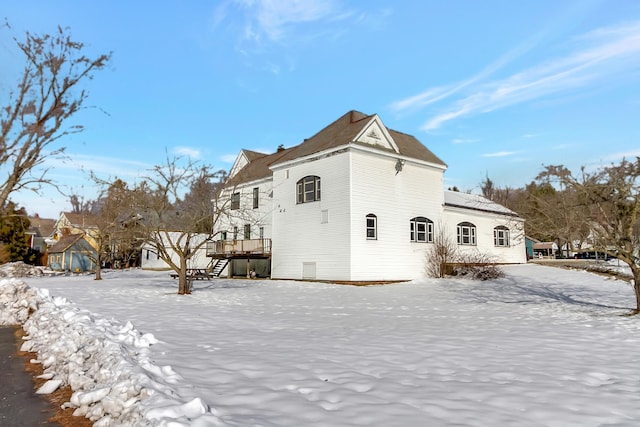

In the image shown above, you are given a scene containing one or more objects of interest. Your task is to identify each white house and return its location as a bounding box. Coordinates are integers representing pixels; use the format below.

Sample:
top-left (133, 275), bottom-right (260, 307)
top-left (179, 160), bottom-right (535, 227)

top-left (141, 232), bottom-right (210, 270)
top-left (212, 110), bottom-right (526, 281)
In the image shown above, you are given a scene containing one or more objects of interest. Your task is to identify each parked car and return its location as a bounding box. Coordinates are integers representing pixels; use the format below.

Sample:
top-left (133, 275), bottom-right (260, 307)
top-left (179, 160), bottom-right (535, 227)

top-left (574, 251), bottom-right (615, 261)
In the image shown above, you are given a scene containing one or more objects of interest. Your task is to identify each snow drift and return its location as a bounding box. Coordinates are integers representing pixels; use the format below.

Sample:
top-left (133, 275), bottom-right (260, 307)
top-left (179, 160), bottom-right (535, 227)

top-left (0, 277), bottom-right (220, 426)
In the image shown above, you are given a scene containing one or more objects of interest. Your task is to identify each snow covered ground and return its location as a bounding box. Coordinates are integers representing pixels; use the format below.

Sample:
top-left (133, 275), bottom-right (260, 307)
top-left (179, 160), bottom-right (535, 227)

top-left (1, 264), bottom-right (640, 426)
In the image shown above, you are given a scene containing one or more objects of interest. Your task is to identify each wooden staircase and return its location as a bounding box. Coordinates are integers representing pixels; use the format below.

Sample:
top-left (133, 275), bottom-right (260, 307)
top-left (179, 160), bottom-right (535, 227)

top-left (210, 259), bottom-right (229, 277)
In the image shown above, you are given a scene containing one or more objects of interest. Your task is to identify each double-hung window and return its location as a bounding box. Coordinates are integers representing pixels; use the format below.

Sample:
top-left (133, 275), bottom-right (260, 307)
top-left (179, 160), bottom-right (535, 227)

top-left (297, 176), bottom-right (321, 204)
top-left (494, 226), bottom-right (510, 247)
top-left (410, 217), bottom-right (434, 243)
top-left (457, 222), bottom-right (477, 245)
top-left (366, 214), bottom-right (377, 240)
top-left (253, 187), bottom-right (259, 209)
top-left (231, 192), bottom-right (240, 210)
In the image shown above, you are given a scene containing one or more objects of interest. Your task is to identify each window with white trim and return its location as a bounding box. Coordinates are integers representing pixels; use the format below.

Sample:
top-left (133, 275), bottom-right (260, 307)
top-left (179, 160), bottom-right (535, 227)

top-left (366, 214), bottom-right (377, 240)
top-left (231, 192), bottom-right (240, 210)
top-left (252, 187), bottom-right (259, 209)
top-left (297, 175), bottom-right (321, 204)
top-left (494, 226), bottom-right (510, 247)
top-left (410, 217), bottom-right (434, 243)
top-left (457, 222), bottom-right (477, 245)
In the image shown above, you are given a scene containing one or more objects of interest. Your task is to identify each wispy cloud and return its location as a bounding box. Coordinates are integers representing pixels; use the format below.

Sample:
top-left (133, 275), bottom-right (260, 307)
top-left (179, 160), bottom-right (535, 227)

top-left (225, 0), bottom-right (352, 44)
top-left (482, 151), bottom-right (517, 158)
top-left (390, 28), bottom-right (545, 115)
top-left (391, 20), bottom-right (640, 131)
top-left (173, 146), bottom-right (202, 159)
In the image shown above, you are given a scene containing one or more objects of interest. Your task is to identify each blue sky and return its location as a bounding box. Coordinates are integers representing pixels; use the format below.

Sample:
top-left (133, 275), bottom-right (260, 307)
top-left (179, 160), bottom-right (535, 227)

top-left (2, 0), bottom-right (640, 218)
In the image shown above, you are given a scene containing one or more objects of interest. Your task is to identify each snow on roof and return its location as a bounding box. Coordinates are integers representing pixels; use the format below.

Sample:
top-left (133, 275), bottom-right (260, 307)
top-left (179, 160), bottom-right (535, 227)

top-left (444, 190), bottom-right (518, 216)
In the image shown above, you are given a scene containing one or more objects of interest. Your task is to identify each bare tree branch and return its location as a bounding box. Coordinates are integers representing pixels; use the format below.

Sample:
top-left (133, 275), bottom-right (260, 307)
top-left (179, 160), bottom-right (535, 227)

top-left (0, 22), bottom-right (111, 210)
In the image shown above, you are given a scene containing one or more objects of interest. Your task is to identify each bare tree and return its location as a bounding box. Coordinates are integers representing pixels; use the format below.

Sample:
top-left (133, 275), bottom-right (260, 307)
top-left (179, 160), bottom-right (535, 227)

top-left (69, 194), bottom-right (96, 214)
top-left (139, 157), bottom-right (225, 294)
top-left (84, 178), bottom-right (144, 279)
top-left (425, 227), bottom-right (458, 278)
top-left (0, 23), bottom-right (111, 210)
top-left (539, 159), bottom-right (640, 313)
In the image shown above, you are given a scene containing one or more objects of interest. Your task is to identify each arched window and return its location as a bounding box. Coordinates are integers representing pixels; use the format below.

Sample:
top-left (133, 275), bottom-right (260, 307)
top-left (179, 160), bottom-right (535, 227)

top-left (494, 226), bottom-right (510, 247)
top-left (457, 222), bottom-right (476, 245)
top-left (297, 176), bottom-right (321, 204)
top-left (366, 214), bottom-right (377, 240)
top-left (410, 217), bottom-right (434, 243)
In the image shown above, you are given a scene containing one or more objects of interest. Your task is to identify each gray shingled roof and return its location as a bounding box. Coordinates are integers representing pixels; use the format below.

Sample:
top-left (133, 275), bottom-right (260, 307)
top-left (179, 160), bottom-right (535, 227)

top-left (225, 110), bottom-right (446, 187)
top-left (48, 234), bottom-right (85, 253)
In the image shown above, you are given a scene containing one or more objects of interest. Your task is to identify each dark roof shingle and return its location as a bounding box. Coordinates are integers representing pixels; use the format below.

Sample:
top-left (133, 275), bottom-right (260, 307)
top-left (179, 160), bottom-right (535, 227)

top-left (48, 234), bottom-right (85, 253)
top-left (225, 110), bottom-right (446, 187)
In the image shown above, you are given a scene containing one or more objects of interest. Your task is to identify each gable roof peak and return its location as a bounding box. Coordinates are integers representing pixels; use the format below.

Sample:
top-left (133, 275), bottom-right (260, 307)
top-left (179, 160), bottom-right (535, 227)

top-left (224, 109), bottom-right (447, 187)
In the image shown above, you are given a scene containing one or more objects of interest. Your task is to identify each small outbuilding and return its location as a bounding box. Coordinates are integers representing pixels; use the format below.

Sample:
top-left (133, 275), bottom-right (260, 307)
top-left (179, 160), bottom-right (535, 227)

top-left (48, 234), bottom-right (97, 272)
top-left (533, 241), bottom-right (558, 258)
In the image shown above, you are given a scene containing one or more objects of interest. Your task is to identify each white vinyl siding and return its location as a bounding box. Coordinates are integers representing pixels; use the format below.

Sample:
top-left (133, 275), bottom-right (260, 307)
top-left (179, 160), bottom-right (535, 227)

top-left (349, 149), bottom-right (445, 281)
top-left (444, 206), bottom-right (526, 264)
top-left (213, 178), bottom-right (274, 246)
top-left (271, 153), bottom-right (351, 280)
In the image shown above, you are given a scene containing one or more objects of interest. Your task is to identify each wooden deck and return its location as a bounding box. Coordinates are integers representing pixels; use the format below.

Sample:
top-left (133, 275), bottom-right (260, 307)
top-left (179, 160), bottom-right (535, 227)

top-left (206, 238), bottom-right (271, 259)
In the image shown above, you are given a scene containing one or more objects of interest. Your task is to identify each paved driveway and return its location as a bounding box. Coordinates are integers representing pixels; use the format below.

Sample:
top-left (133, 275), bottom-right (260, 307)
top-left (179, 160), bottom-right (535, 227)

top-left (0, 326), bottom-right (57, 426)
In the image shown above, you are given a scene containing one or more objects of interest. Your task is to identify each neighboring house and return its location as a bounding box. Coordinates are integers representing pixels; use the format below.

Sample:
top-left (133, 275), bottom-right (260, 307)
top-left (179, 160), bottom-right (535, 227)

top-left (25, 215), bottom-right (56, 265)
top-left (212, 110), bottom-right (526, 281)
top-left (140, 232), bottom-right (211, 271)
top-left (48, 234), bottom-right (97, 272)
top-left (26, 215), bottom-right (56, 252)
top-left (52, 212), bottom-right (100, 249)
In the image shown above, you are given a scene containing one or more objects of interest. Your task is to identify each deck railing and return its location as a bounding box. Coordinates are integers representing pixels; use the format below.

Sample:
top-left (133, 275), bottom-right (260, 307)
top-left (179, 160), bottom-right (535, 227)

top-left (206, 238), bottom-right (271, 257)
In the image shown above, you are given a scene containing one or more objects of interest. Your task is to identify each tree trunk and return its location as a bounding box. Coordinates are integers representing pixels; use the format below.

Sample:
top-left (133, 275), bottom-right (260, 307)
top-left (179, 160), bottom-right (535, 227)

top-left (94, 253), bottom-right (102, 280)
top-left (633, 268), bottom-right (640, 315)
top-left (177, 256), bottom-right (191, 295)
